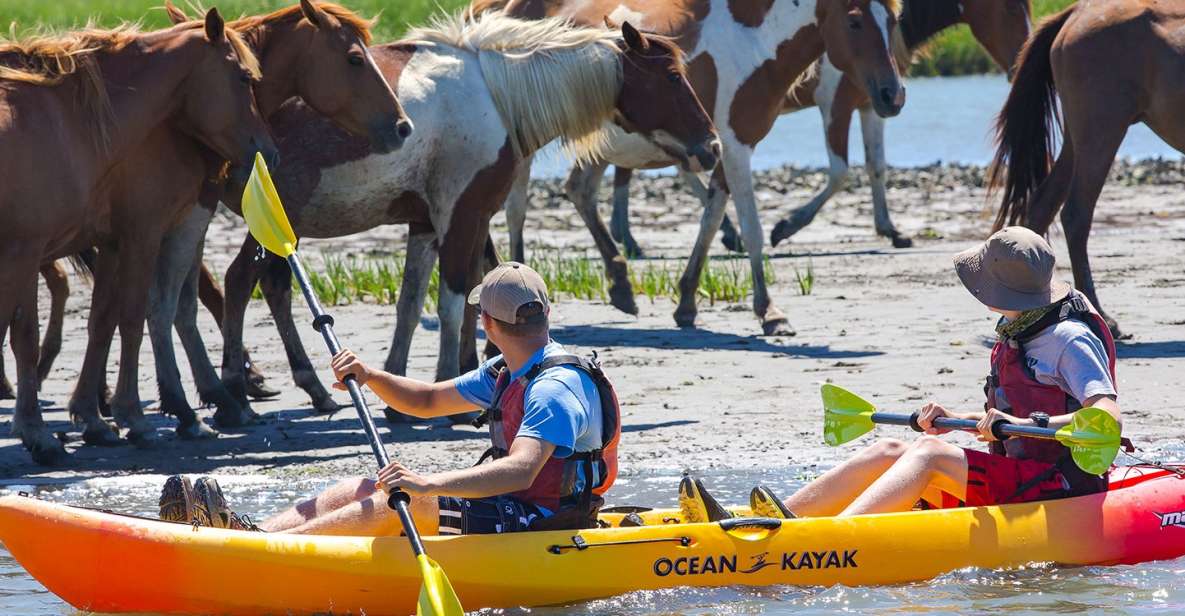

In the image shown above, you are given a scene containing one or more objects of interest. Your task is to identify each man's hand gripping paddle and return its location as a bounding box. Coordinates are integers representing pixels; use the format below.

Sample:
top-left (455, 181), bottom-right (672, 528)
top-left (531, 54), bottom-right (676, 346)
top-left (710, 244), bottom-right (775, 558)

top-left (242, 153), bottom-right (464, 616)
top-left (821, 383), bottom-right (1121, 475)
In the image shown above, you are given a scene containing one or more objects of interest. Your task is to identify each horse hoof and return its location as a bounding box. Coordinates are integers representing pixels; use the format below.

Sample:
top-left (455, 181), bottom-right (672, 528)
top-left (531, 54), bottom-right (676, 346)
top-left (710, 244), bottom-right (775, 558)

top-left (176, 421), bottom-right (218, 441)
top-left (448, 411), bottom-right (480, 426)
top-left (29, 440), bottom-right (69, 466)
top-left (128, 428), bottom-right (164, 450)
top-left (609, 285), bottom-right (639, 316)
top-left (720, 232), bottom-right (746, 254)
top-left (82, 423), bottom-right (125, 447)
top-left (0, 379), bottom-right (14, 400)
top-left (246, 376), bottom-right (282, 400)
top-left (623, 240), bottom-right (645, 260)
top-left (674, 308), bottom-right (698, 329)
top-left (762, 316), bottom-right (797, 337)
top-left (214, 406), bottom-right (261, 429)
top-left (313, 396), bottom-right (341, 415)
top-left (384, 407), bottom-right (419, 423)
top-left (890, 234), bottom-right (913, 249)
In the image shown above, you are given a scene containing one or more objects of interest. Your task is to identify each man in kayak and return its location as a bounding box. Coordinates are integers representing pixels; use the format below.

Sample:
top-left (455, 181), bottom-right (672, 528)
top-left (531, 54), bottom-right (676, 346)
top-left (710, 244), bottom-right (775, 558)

top-left (160, 262), bottom-right (621, 535)
top-left (685, 226), bottom-right (1122, 521)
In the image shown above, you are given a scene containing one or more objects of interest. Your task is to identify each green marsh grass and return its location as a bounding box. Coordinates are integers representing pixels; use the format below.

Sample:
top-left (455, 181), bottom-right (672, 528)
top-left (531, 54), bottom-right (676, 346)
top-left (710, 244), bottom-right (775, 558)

top-left (257, 252), bottom-right (787, 310)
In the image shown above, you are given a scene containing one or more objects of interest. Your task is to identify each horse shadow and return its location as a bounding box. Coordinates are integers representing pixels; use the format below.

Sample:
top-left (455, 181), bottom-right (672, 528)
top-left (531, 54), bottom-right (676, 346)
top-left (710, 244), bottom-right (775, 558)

top-left (1115, 340), bottom-right (1185, 359)
top-left (550, 324), bottom-right (882, 359)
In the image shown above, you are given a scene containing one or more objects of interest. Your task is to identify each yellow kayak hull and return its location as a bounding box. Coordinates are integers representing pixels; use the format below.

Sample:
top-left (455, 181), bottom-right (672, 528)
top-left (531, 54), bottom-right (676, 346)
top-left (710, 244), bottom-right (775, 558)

top-left (2, 466), bottom-right (1183, 615)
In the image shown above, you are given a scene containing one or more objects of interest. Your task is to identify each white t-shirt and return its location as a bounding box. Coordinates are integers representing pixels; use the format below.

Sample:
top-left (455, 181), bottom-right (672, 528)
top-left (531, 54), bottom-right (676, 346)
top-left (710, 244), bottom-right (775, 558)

top-left (994, 319), bottom-right (1117, 411)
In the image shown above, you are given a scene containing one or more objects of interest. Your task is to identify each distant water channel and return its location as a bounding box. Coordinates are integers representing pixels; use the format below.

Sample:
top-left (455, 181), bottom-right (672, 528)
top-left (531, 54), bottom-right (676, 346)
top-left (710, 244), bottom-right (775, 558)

top-left (4, 467), bottom-right (1185, 615)
top-left (532, 74), bottom-right (1182, 178)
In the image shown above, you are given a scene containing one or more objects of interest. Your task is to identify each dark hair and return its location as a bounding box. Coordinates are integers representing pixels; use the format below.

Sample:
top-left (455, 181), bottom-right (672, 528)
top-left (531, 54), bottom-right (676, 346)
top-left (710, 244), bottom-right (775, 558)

top-left (486, 301), bottom-right (549, 338)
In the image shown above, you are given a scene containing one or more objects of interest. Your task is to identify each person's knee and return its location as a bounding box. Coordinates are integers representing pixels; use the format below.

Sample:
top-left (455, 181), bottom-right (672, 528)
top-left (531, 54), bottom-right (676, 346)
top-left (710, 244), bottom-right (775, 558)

top-left (864, 438), bottom-right (907, 461)
top-left (339, 477), bottom-right (378, 500)
top-left (906, 435), bottom-right (959, 460)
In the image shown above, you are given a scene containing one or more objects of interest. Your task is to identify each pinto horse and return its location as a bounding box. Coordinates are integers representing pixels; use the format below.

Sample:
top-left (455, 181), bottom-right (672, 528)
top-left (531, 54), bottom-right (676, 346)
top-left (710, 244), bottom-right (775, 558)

top-left (135, 0), bottom-right (411, 429)
top-left (0, 10), bottom-right (277, 464)
top-left (989, 0), bottom-right (1185, 337)
top-left (497, 0), bottom-right (906, 336)
top-left (209, 11), bottom-right (717, 420)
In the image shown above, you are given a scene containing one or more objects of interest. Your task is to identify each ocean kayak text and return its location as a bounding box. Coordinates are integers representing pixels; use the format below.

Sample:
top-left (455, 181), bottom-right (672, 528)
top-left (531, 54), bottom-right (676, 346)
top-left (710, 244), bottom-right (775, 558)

top-left (652, 550), bottom-right (858, 577)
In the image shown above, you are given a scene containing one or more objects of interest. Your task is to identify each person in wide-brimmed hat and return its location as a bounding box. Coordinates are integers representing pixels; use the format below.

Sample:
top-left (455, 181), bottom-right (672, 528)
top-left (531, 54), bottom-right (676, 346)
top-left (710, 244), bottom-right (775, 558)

top-left (686, 227), bottom-right (1124, 521)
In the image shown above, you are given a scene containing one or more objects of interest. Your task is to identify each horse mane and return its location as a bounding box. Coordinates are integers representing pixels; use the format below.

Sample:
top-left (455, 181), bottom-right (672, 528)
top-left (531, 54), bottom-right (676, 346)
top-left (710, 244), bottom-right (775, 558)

top-left (230, 2), bottom-right (376, 45)
top-left (407, 10), bottom-right (625, 164)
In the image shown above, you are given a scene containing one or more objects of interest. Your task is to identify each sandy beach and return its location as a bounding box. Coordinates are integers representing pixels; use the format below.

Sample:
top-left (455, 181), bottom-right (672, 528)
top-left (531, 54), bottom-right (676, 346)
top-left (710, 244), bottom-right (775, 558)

top-left (3, 160), bottom-right (1184, 483)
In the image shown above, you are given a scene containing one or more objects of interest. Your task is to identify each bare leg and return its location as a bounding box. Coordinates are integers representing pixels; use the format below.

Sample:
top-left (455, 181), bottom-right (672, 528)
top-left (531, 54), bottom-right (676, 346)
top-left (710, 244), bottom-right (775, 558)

top-left (610, 166), bottom-right (644, 258)
top-left (782, 438), bottom-right (908, 517)
top-left (566, 160), bottom-right (638, 315)
top-left (382, 225), bottom-right (437, 423)
top-left (861, 107), bottom-right (910, 248)
top-left (258, 253), bottom-right (338, 413)
top-left (37, 260), bottom-right (69, 384)
top-left (841, 437), bottom-right (968, 516)
top-left (264, 478), bottom-right (440, 536)
top-left (504, 156), bottom-right (532, 264)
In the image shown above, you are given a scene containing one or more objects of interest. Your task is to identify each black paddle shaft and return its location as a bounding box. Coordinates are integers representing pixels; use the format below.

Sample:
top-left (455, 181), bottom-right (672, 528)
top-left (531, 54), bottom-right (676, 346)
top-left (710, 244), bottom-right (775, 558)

top-left (871, 411), bottom-right (1061, 441)
top-left (286, 253), bottom-right (429, 559)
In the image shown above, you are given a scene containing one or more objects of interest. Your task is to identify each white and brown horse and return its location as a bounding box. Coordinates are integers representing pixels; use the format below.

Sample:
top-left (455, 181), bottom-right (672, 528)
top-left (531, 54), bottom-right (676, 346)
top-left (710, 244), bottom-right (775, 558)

top-left (991, 0), bottom-right (1185, 338)
top-left (0, 11), bottom-right (276, 464)
top-left (211, 11), bottom-right (717, 418)
top-left (709, 0), bottom-right (1031, 251)
top-left (496, 0), bottom-right (906, 335)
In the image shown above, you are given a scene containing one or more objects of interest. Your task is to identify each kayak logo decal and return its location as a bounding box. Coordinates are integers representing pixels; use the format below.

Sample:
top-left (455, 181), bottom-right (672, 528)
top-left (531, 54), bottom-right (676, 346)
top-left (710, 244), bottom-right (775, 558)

top-left (1155, 510), bottom-right (1185, 529)
top-left (652, 549), bottom-right (857, 577)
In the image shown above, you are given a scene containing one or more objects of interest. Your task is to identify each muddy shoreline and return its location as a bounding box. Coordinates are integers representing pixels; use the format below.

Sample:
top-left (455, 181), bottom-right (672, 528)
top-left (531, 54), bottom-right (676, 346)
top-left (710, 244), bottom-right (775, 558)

top-left (3, 159), bottom-right (1184, 483)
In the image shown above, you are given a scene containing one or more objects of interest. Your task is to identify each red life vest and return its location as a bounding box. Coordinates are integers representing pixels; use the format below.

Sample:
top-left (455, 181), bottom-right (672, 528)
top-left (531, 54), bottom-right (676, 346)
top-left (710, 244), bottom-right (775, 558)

top-left (985, 292), bottom-right (1116, 477)
top-left (474, 353), bottom-right (621, 514)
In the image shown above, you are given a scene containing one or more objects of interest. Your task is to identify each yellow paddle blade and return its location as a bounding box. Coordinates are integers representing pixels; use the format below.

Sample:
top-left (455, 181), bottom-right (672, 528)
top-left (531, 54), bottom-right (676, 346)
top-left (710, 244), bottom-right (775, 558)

top-left (821, 384), bottom-right (878, 446)
top-left (416, 553), bottom-right (464, 616)
top-left (242, 152), bottom-right (297, 258)
top-left (1056, 406), bottom-right (1122, 475)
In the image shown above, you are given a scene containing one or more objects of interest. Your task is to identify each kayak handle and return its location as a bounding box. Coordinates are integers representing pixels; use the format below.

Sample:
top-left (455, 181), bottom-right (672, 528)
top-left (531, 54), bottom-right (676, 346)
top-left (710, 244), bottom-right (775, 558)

top-left (878, 412), bottom-right (1054, 442)
top-left (719, 517), bottom-right (783, 531)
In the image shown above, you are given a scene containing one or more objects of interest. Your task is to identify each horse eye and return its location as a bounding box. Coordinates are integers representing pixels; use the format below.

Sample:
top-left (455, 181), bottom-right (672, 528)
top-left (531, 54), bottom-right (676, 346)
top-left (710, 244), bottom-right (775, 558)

top-left (348, 55), bottom-right (364, 66)
top-left (667, 73), bottom-right (681, 84)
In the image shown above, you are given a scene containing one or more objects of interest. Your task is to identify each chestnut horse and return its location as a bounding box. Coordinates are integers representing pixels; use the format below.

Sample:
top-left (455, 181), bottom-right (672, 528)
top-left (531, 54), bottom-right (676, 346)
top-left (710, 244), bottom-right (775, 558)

top-left (989, 0), bottom-right (1185, 337)
top-left (138, 0), bottom-right (410, 429)
top-left (0, 10), bottom-right (276, 464)
top-left (211, 11), bottom-right (716, 420)
top-left (737, 0), bottom-right (1032, 251)
top-left (497, 0), bottom-right (905, 336)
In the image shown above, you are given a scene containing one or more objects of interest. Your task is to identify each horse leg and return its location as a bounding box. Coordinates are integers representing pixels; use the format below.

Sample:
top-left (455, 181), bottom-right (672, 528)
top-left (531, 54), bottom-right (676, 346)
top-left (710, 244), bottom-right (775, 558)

top-left (220, 235), bottom-right (264, 417)
top-left (435, 217), bottom-right (488, 425)
top-left (861, 107), bottom-right (909, 248)
top-left (148, 209), bottom-right (220, 439)
top-left (610, 167), bottom-right (644, 258)
top-left (382, 224), bottom-right (437, 423)
top-left (37, 260), bottom-right (68, 384)
top-left (505, 155), bottom-right (532, 264)
top-left (259, 252), bottom-right (339, 414)
top-left (67, 247), bottom-right (124, 447)
top-left (200, 260), bottom-right (278, 399)
top-left (108, 233), bottom-right (167, 448)
top-left (5, 249), bottom-right (67, 464)
top-left (1059, 120), bottom-right (1128, 337)
top-left (0, 342), bottom-right (11, 400)
top-left (771, 85), bottom-right (853, 247)
top-left (718, 213), bottom-right (744, 253)
top-left (726, 143), bottom-right (794, 336)
top-left (674, 166), bottom-right (730, 328)
top-left (480, 236), bottom-right (501, 361)
top-left (566, 160), bottom-right (638, 315)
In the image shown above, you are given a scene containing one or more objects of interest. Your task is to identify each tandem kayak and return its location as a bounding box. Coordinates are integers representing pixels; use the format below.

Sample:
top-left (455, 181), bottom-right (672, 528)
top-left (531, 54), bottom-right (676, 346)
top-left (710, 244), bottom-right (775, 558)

top-left (2, 464), bottom-right (1183, 615)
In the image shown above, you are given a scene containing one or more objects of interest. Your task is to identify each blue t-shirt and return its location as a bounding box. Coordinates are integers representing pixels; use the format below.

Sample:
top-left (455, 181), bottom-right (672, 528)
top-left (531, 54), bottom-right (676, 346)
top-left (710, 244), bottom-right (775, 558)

top-left (454, 341), bottom-right (603, 458)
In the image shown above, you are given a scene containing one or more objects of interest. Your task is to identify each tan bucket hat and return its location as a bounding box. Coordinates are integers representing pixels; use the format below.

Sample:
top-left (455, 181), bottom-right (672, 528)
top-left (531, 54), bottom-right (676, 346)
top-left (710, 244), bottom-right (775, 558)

top-left (953, 226), bottom-right (1072, 311)
top-left (467, 262), bottom-right (550, 324)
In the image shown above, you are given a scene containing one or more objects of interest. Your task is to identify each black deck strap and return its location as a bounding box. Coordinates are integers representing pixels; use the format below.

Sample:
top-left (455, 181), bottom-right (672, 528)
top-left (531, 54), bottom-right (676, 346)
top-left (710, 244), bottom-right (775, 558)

top-left (719, 517), bottom-right (783, 531)
top-left (311, 314), bottom-right (334, 332)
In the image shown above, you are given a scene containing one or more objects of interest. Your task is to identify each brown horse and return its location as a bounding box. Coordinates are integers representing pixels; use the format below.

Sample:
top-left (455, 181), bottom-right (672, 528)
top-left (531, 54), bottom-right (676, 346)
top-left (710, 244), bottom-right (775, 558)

top-left (211, 11), bottom-right (716, 420)
top-left (0, 261), bottom-right (70, 399)
top-left (139, 0), bottom-right (411, 429)
top-left (0, 10), bottom-right (276, 464)
top-left (989, 0), bottom-right (1185, 337)
top-left (497, 0), bottom-right (905, 336)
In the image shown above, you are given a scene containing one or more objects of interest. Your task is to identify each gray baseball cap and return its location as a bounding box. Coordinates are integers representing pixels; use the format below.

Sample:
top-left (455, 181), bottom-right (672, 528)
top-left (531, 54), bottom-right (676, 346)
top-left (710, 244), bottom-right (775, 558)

top-left (467, 262), bottom-right (550, 324)
top-left (953, 226), bottom-right (1072, 311)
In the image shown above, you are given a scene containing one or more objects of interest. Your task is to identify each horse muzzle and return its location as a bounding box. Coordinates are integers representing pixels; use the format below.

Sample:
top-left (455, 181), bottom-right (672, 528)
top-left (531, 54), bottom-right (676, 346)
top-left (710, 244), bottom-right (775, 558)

top-left (370, 118), bottom-right (415, 154)
top-left (869, 80), bottom-right (906, 118)
top-left (685, 138), bottom-right (721, 173)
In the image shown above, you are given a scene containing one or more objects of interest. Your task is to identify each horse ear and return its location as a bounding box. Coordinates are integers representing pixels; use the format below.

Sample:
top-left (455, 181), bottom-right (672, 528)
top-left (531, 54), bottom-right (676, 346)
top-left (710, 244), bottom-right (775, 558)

top-left (204, 7), bottom-right (225, 43)
top-left (300, 0), bottom-right (328, 29)
top-left (164, 0), bottom-right (189, 25)
top-left (621, 21), bottom-right (649, 52)
top-left (603, 15), bottom-right (620, 29)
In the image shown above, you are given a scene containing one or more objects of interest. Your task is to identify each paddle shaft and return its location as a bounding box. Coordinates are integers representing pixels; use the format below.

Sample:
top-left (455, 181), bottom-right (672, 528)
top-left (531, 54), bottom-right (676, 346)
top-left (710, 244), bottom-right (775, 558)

top-left (872, 411), bottom-right (1059, 441)
top-left (286, 253), bottom-right (430, 560)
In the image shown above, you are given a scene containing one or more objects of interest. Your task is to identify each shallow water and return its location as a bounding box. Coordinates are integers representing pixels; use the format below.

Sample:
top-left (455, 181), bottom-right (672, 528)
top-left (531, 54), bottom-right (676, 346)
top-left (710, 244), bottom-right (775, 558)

top-left (3, 467), bottom-right (1184, 615)
top-left (532, 74), bottom-right (1183, 178)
